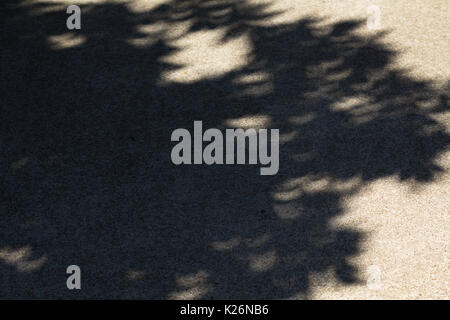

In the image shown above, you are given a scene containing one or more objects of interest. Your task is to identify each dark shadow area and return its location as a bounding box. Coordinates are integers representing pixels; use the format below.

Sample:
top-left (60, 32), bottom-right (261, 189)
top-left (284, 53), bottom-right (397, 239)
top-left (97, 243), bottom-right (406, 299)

top-left (1, 0), bottom-right (448, 298)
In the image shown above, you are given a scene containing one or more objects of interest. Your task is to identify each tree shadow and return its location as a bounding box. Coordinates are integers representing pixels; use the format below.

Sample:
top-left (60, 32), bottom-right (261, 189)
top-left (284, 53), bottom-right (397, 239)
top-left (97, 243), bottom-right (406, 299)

top-left (1, 0), bottom-right (448, 298)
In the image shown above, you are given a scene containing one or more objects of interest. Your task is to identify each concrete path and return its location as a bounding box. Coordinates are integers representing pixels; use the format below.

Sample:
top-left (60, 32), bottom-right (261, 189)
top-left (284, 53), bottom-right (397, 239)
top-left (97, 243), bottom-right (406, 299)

top-left (1, 0), bottom-right (449, 299)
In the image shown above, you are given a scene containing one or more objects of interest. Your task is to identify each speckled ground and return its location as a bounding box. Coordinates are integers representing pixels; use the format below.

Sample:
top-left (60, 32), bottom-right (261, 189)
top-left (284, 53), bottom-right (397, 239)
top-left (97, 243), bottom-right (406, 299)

top-left (1, 0), bottom-right (449, 299)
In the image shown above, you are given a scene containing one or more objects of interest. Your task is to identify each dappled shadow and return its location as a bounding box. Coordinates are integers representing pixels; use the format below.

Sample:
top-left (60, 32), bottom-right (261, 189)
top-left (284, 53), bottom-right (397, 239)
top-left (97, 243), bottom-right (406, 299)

top-left (1, 0), bottom-right (448, 298)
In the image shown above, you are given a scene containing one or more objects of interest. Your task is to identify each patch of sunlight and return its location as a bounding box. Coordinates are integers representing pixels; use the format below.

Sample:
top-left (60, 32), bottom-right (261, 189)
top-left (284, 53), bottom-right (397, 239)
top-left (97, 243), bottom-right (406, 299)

top-left (248, 250), bottom-right (277, 273)
top-left (292, 151), bottom-right (316, 162)
top-left (272, 175), bottom-right (362, 203)
top-left (168, 270), bottom-right (211, 300)
top-left (289, 269), bottom-right (341, 300)
top-left (417, 96), bottom-right (443, 110)
top-left (0, 246), bottom-right (47, 272)
top-left (127, 0), bottom-right (170, 13)
top-left (211, 237), bottom-right (240, 251)
top-left (327, 69), bottom-right (352, 81)
top-left (128, 21), bottom-right (189, 47)
top-left (244, 234), bottom-right (271, 248)
top-left (273, 202), bottom-right (303, 220)
top-left (289, 113), bottom-right (316, 125)
top-left (332, 95), bottom-right (370, 112)
top-left (232, 71), bottom-right (274, 97)
top-left (235, 73), bottom-right (269, 85)
top-left (352, 113), bottom-right (377, 125)
top-left (224, 115), bottom-right (271, 129)
top-left (47, 33), bottom-right (86, 50)
top-left (211, 234), bottom-right (272, 252)
top-left (302, 83), bottom-right (335, 99)
top-left (11, 157), bottom-right (29, 169)
top-left (159, 28), bottom-right (251, 84)
top-left (126, 269), bottom-right (146, 281)
top-left (350, 103), bottom-right (384, 116)
top-left (336, 99), bottom-right (386, 125)
top-left (237, 81), bottom-right (274, 97)
top-left (127, 37), bottom-right (157, 48)
top-left (255, 0), bottom-right (305, 26)
top-left (279, 131), bottom-right (299, 144)
top-left (308, 59), bottom-right (344, 77)
top-left (272, 188), bottom-right (303, 202)
top-left (31, 0), bottom-right (106, 4)
top-left (27, 1), bottom-right (67, 16)
top-left (332, 176), bottom-right (363, 193)
top-left (233, 71), bottom-right (273, 93)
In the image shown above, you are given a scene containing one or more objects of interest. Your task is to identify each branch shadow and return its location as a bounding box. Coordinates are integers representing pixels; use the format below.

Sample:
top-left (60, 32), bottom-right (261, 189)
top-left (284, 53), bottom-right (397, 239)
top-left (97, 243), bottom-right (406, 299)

top-left (1, 0), bottom-right (448, 298)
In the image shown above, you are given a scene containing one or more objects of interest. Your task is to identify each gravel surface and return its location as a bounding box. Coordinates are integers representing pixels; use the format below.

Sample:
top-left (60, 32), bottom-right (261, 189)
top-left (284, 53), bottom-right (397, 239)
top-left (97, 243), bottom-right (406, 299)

top-left (1, 0), bottom-right (449, 299)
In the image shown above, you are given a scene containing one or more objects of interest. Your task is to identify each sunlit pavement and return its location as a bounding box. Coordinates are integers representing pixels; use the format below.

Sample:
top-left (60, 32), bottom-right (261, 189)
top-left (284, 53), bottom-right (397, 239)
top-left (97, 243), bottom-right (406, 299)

top-left (1, 0), bottom-right (449, 299)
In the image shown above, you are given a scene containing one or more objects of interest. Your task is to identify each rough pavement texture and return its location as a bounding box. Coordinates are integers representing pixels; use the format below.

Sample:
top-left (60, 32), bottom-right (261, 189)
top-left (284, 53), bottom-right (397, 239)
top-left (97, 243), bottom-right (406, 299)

top-left (1, 0), bottom-right (449, 299)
